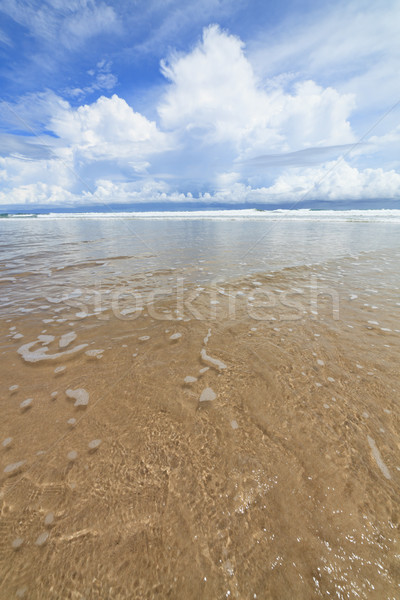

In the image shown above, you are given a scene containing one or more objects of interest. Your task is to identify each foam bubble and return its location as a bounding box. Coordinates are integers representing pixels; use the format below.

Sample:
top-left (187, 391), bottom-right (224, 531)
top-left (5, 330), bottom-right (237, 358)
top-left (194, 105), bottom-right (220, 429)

top-left (35, 532), bottom-right (49, 546)
top-left (184, 376), bottom-right (197, 384)
top-left (138, 336), bottom-right (150, 342)
top-left (4, 460), bottom-right (26, 474)
top-left (38, 335), bottom-right (55, 344)
top-left (18, 340), bottom-right (88, 363)
top-left (67, 450), bottom-right (78, 461)
top-left (12, 538), bottom-right (23, 549)
top-left (66, 388), bottom-right (89, 407)
top-left (200, 349), bottom-right (227, 370)
top-left (169, 333), bottom-right (182, 340)
top-left (54, 366), bottom-right (66, 374)
top-left (59, 332), bottom-right (77, 348)
top-left (75, 312), bottom-right (88, 319)
top-left (44, 512), bottom-right (54, 526)
top-left (200, 388), bottom-right (217, 402)
top-left (231, 420), bottom-right (239, 429)
top-left (2, 437), bottom-right (13, 447)
top-left (121, 307), bottom-right (141, 316)
top-left (20, 398), bottom-right (33, 410)
top-left (46, 297), bottom-right (62, 304)
top-left (367, 436), bottom-right (391, 480)
top-left (88, 439), bottom-right (102, 450)
top-left (85, 349), bottom-right (104, 358)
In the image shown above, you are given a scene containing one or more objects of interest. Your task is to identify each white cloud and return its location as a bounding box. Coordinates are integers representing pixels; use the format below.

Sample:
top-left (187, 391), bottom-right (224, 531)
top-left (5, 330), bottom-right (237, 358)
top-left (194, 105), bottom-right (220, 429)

top-left (50, 94), bottom-right (170, 167)
top-left (159, 25), bottom-right (355, 158)
top-left (0, 0), bottom-right (121, 49)
top-left (66, 59), bottom-right (118, 99)
top-left (131, 0), bottom-right (243, 56)
top-left (3, 159), bottom-right (399, 207)
top-left (0, 182), bottom-right (76, 205)
top-left (0, 26), bottom-right (12, 46)
top-left (0, 133), bottom-right (54, 159)
top-left (249, 0), bottom-right (400, 116)
top-left (0, 92), bottom-right (172, 204)
top-left (258, 160), bottom-right (400, 202)
top-left (0, 153), bottom-right (72, 188)
top-left (369, 125), bottom-right (400, 148)
top-left (82, 178), bottom-right (171, 204)
top-left (60, 1), bottom-right (120, 49)
top-left (202, 161), bottom-right (400, 204)
top-left (0, 90), bottom-right (65, 132)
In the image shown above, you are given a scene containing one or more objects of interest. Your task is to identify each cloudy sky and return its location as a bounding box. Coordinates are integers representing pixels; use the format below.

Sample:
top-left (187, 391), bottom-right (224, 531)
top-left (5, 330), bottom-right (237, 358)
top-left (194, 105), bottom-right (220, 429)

top-left (0, 0), bottom-right (399, 208)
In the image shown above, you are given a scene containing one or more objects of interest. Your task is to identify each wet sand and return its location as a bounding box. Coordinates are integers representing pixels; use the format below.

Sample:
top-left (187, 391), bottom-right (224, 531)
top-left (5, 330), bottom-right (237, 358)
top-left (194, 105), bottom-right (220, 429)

top-left (1, 248), bottom-right (400, 599)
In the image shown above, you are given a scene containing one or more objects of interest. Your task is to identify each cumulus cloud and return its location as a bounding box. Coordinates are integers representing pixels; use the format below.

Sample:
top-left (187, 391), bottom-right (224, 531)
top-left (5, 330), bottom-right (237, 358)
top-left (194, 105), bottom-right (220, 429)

top-left (0, 182), bottom-right (76, 206)
top-left (159, 25), bottom-right (355, 157)
top-left (50, 94), bottom-right (169, 166)
top-left (3, 159), bottom-right (399, 207)
top-left (0, 92), bottom-right (172, 204)
top-left (257, 161), bottom-right (400, 202)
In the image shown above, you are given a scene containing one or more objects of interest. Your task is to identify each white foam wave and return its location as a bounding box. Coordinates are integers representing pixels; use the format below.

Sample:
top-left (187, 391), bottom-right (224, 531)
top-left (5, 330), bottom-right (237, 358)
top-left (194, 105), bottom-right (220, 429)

top-left (4, 209), bottom-right (400, 222)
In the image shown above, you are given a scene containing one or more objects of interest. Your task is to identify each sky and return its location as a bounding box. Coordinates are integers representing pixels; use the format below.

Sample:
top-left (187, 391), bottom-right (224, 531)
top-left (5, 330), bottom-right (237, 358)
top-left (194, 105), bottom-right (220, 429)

top-left (0, 0), bottom-right (399, 209)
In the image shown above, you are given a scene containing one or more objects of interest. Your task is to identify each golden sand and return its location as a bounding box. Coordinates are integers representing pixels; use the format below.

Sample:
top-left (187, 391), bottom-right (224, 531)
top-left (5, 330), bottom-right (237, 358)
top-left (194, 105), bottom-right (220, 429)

top-left (1, 249), bottom-right (400, 599)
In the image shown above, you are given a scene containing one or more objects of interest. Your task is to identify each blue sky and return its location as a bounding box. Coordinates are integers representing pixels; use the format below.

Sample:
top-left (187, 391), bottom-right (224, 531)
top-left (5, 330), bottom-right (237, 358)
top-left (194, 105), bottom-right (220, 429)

top-left (0, 0), bottom-right (399, 208)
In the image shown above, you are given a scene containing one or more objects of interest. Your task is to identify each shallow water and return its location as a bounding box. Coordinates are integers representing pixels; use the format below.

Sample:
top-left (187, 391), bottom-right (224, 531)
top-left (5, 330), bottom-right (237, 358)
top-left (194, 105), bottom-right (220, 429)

top-left (1, 216), bottom-right (400, 599)
top-left (1, 216), bottom-right (400, 314)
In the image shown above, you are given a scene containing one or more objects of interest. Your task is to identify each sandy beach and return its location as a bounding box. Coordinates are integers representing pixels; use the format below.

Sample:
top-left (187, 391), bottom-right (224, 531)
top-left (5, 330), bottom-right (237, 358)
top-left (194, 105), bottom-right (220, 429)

top-left (1, 225), bottom-right (400, 598)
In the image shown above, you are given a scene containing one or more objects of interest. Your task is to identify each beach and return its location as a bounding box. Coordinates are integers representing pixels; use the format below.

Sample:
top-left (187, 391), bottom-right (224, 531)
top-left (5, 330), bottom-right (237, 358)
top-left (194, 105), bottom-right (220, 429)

top-left (1, 213), bottom-right (400, 599)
